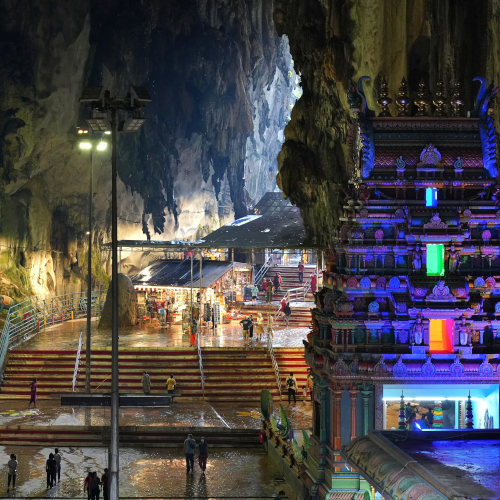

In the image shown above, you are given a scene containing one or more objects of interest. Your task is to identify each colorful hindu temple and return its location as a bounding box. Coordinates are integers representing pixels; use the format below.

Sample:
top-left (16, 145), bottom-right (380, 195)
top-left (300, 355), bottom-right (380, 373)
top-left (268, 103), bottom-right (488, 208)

top-left (302, 77), bottom-right (500, 499)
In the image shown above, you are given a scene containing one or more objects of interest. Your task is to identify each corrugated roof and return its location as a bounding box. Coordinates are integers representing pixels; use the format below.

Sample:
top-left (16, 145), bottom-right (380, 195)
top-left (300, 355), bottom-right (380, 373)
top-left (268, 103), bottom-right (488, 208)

top-left (131, 259), bottom-right (247, 288)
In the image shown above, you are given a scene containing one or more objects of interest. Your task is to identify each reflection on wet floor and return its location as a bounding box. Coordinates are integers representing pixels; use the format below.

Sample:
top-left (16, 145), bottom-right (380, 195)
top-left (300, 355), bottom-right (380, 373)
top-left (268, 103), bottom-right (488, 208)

top-left (19, 317), bottom-right (309, 350)
top-left (0, 445), bottom-right (293, 499)
top-left (0, 400), bottom-right (313, 432)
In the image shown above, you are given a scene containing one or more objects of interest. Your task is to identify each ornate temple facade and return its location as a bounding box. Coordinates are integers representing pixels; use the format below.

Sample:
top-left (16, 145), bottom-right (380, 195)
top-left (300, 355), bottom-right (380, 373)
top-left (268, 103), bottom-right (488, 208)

top-left (303, 77), bottom-right (500, 499)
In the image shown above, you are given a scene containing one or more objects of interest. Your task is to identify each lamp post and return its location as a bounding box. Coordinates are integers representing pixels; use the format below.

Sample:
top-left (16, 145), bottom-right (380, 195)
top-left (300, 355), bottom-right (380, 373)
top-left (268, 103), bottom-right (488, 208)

top-left (78, 130), bottom-right (108, 393)
top-left (80, 86), bottom-right (151, 500)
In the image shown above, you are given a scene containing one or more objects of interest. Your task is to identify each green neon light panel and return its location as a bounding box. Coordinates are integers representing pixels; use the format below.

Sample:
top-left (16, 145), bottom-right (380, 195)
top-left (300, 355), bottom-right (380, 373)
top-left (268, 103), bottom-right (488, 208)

top-left (426, 244), bottom-right (444, 276)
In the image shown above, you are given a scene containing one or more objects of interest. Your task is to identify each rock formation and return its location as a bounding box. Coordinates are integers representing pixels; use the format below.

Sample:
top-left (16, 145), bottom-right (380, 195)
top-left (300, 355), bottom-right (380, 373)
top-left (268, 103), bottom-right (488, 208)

top-left (99, 273), bottom-right (138, 328)
top-left (0, 0), bottom-right (297, 298)
top-left (275, 0), bottom-right (500, 246)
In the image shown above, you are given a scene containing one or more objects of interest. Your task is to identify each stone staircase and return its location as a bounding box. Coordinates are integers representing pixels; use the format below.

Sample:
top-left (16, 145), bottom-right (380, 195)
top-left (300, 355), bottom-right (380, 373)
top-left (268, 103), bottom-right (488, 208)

top-left (261, 264), bottom-right (317, 299)
top-left (0, 347), bottom-right (309, 402)
top-left (239, 303), bottom-right (312, 328)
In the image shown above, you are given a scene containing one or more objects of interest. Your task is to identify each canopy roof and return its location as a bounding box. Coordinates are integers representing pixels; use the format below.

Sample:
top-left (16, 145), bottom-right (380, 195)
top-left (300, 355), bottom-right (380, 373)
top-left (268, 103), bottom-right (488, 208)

top-left (131, 259), bottom-right (250, 288)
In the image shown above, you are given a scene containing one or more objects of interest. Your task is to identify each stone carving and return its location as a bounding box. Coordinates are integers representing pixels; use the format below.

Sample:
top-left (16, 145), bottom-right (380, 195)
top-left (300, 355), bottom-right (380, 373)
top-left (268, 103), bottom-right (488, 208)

top-left (346, 277), bottom-right (358, 289)
top-left (368, 300), bottom-right (380, 313)
top-left (449, 357), bottom-right (464, 376)
top-left (388, 277), bottom-right (401, 289)
top-left (414, 81), bottom-right (430, 116)
top-left (427, 280), bottom-right (455, 301)
top-left (396, 155), bottom-right (406, 170)
top-left (457, 316), bottom-right (470, 346)
top-left (448, 245), bottom-right (459, 273)
top-left (392, 357), bottom-right (407, 377)
top-left (482, 229), bottom-right (491, 243)
top-left (331, 358), bottom-right (348, 376)
top-left (453, 156), bottom-right (463, 171)
top-left (360, 277), bottom-right (371, 289)
top-left (474, 277), bottom-right (486, 288)
top-left (478, 359), bottom-right (494, 377)
top-left (374, 229), bottom-right (384, 243)
top-left (421, 357), bottom-right (436, 377)
top-left (486, 277), bottom-right (496, 289)
top-left (495, 302), bottom-right (500, 314)
top-left (375, 277), bottom-right (386, 289)
top-left (412, 315), bottom-right (424, 345)
top-left (395, 78), bottom-right (411, 116)
top-left (418, 143), bottom-right (442, 165)
top-left (413, 287), bottom-right (429, 298)
top-left (450, 82), bottom-right (464, 117)
top-left (423, 213), bottom-right (447, 229)
top-left (432, 81), bottom-right (447, 116)
top-left (377, 77), bottom-right (392, 117)
top-left (373, 358), bottom-right (387, 376)
top-left (412, 245), bottom-right (422, 271)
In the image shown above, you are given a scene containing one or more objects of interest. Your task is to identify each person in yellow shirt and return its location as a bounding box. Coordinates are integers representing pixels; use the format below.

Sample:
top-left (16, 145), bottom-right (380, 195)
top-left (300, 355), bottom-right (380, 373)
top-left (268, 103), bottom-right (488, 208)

top-left (166, 374), bottom-right (176, 395)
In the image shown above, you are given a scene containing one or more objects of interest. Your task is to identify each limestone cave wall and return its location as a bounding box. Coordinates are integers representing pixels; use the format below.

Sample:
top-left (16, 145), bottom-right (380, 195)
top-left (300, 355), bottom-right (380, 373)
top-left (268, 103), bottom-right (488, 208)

top-left (0, 0), bottom-right (297, 298)
top-left (275, 0), bottom-right (500, 246)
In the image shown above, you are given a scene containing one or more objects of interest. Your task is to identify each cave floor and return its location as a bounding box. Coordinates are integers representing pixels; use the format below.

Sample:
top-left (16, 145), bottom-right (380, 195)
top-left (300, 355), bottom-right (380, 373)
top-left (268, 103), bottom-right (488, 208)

top-left (19, 317), bottom-right (309, 350)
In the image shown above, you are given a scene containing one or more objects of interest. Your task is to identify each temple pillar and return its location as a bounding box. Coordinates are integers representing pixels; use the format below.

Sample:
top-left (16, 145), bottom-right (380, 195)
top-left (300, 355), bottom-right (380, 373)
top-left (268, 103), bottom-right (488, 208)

top-left (330, 385), bottom-right (342, 450)
top-left (360, 385), bottom-right (372, 436)
top-left (349, 388), bottom-right (359, 440)
top-left (320, 379), bottom-right (329, 444)
top-left (374, 384), bottom-right (384, 429)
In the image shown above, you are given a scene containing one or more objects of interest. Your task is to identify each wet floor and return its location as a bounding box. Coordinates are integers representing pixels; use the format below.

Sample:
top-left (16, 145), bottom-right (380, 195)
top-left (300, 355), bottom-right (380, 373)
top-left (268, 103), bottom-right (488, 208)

top-left (0, 400), bottom-right (312, 432)
top-left (0, 444), bottom-right (293, 499)
top-left (20, 318), bottom-right (309, 350)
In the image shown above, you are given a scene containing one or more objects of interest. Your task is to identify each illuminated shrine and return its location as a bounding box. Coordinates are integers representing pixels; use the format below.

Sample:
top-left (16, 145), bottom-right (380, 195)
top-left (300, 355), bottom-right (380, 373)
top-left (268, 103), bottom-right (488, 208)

top-left (302, 77), bottom-right (500, 499)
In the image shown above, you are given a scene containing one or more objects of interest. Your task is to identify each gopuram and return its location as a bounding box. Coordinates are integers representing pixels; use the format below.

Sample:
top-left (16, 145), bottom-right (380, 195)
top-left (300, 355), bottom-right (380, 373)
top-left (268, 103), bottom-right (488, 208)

top-left (303, 77), bottom-right (500, 499)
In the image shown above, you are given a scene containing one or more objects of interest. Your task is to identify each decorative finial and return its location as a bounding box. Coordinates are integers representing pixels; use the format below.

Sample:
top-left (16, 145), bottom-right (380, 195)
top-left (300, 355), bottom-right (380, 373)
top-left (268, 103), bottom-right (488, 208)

top-left (433, 81), bottom-right (447, 116)
top-left (450, 82), bottom-right (464, 117)
top-left (395, 78), bottom-right (411, 116)
top-left (414, 81), bottom-right (430, 116)
top-left (377, 77), bottom-right (392, 117)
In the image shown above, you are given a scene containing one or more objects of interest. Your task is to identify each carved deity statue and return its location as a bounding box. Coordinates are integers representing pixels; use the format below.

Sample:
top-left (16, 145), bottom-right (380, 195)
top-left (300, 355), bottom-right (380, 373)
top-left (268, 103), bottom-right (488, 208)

top-left (412, 245), bottom-right (422, 272)
top-left (412, 315), bottom-right (424, 345)
top-left (457, 316), bottom-right (470, 346)
top-left (448, 245), bottom-right (460, 273)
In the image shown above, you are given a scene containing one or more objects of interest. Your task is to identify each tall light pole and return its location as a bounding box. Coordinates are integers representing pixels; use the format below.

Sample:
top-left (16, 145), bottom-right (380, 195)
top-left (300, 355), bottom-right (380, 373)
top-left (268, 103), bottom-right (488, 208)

top-left (80, 86), bottom-right (150, 500)
top-left (78, 129), bottom-right (108, 393)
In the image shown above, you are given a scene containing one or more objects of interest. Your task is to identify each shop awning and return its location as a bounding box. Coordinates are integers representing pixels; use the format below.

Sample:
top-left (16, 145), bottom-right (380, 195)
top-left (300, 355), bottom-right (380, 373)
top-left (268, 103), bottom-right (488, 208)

top-left (131, 259), bottom-right (248, 288)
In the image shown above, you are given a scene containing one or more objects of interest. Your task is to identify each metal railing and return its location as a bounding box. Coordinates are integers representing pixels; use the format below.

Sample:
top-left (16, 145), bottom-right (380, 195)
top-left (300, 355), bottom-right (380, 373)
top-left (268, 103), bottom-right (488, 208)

top-left (266, 330), bottom-right (282, 399)
top-left (196, 331), bottom-right (205, 399)
top-left (0, 290), bottom-right (106, 380)
top-left (253, 255), bottom-right (273, 286)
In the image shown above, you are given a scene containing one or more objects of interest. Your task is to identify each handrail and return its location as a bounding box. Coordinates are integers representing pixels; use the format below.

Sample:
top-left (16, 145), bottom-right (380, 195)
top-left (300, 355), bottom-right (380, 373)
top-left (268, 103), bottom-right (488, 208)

top-left (254, 254), bottom-right (273, 286)
top-left (72, 331), bottom-right (83, 392)
top-left (196, 330), bottom-right (205, 399)
top-left (266, 330), bottom-right (282, 399)
top-left (0, 290), bottom-right (106, 382)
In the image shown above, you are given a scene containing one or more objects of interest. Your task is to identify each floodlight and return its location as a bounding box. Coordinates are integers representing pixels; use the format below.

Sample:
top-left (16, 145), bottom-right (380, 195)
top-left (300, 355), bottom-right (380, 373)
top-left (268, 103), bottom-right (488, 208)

top-left (80, 86), bottom-right (104, 103)
top-left (77, 128), bottom-right (89, 135)
top-left (121, 117), bottom-right (145, 132)
top-left (131, 86), bottom-right (152, 105)
top-left (96, 140), bottom-right (108, 151)
top-left (79, 141), bottom-right (92, 150)
top-left (104, 130), bottom-right (111, 135)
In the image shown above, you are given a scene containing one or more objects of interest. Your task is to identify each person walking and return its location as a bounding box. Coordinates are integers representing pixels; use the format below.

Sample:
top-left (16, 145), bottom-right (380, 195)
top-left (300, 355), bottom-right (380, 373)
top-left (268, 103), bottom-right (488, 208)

top-left (251, 284), bottom-right (259, 304)
top-left (7, 453), bottom-right (17, 491)
top-left (184, 433), bottom-right (197, 473)
top-left (266, 283), bottom-right (273, 304)
top-left (28, 378), bottom-right (37, 408)
top-left (90, 471), bottom-right (101, 500)
top-left (240, 316), bottom-right (251, 340)
top-left (248, 314), bottom-right (254, 339)
top-left (142, 370), bottom-right (151, 394)
top-left (286, 372), bottom-right (297, 404)
top-left (256, 312), bottom-right (264, 340)
top-left (84, 471), bottom-right (92, 500)
top-left (101, 469), bottom-right (109, 500)
top-left (166, 374), bottom-right (176, 395)
top-left (298, 262), bottom-right (304, 283)
top-left (46, 452), bottom-right (57, 488)
top-left (306, 369), bottom-right (314, 401)
top-left (267, 312), bottom-right (274, 337)
top-left (273, 273), bottom-right (280, 294)
top-left (311, 273), bottom-right (318, 293)
top-left (198, 437), bottom-right (208, 474)
top-left (54, 448), bottom-right (62, 483)
top-left (284, 302), bottom-right (291, 328)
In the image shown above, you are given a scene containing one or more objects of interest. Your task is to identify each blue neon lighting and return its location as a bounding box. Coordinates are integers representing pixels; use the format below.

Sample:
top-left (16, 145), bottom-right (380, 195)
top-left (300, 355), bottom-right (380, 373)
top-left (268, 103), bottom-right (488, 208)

top-left (426, 187), bottom-right (438, 207)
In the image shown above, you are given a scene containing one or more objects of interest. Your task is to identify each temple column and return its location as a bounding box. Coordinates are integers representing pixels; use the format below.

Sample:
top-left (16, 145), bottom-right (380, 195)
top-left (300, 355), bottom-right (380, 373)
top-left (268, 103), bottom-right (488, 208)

top-left (320, 379), bottom-right (329, 444)
top-left (374, 384), bottom-right (384, 429)
top-left (360, 385), bottom-right (372, 436)
top-left (349, 387), bottom-right (359, 440)
top-left (330, 385), bottom-right (342, 450)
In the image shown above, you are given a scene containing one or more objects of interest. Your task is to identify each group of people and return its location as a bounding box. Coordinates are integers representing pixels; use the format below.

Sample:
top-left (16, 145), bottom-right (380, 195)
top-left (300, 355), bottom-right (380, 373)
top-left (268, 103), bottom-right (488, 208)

top-left (285, 370), bottom-right (314, 404)
top-left (183, 434), bottom-right (209, 474)
top-left (141, 372), bottom-right (177, 396)
top-left (84, 469), bottom-right (109, 500)
top-left (239, 313), bottom-right (269, 341)
top-left (406, 403), bottom-right (434, 430)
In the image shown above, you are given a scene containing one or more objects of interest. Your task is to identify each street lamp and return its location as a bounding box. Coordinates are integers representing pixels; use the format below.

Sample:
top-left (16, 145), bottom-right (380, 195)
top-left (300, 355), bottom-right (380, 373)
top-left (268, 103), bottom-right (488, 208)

top-left (77, 128), bottom-right (108, 393)
top-left (79, 86), bottom-right (150, 500)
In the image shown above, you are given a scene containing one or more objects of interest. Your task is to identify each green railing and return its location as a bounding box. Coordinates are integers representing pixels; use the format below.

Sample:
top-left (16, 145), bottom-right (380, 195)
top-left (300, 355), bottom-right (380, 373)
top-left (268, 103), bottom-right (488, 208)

top-left (0, 290), bottom-right (106, 381)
